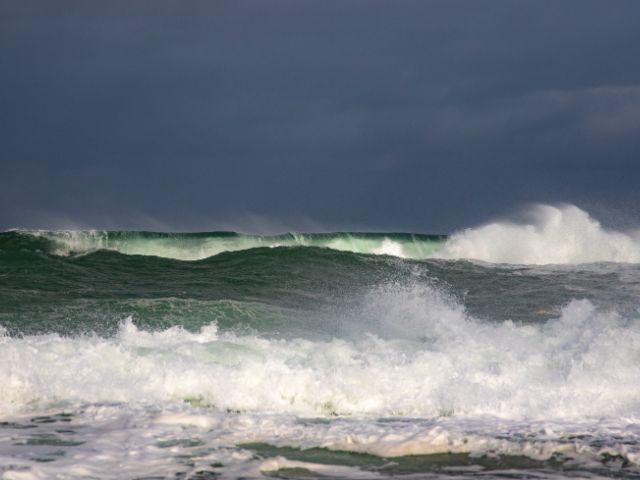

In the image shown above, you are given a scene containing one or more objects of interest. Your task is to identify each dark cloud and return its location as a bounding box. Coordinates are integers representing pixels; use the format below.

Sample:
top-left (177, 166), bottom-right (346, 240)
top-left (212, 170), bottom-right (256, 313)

top-left (1, 1), bottom-right (640, 232)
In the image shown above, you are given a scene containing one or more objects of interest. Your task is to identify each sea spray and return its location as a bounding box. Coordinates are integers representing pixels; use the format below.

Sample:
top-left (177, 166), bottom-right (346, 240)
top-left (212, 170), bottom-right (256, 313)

top-left (2, 285), bottom-right (639, 420)
top-left (436, 204), bottom-right (640, 264)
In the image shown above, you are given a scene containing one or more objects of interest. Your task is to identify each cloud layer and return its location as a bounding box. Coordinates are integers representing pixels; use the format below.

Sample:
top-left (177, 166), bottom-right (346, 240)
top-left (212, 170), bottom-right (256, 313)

top-left (1, 1), bottom-right (640, 231)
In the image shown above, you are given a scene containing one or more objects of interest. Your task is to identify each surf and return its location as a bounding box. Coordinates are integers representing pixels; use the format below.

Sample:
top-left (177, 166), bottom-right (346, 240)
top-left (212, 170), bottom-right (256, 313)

top-left (434, 203), bottom-right (640, 264)
top-left (4, 206), bottom-right (640, 477)
top-left (2, 283), bottom-right (639, 421)
top-left (5, 204), bottom-right (640, 264)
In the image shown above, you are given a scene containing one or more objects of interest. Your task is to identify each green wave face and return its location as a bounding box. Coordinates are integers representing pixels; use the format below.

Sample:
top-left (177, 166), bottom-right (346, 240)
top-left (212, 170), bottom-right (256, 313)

top-left (3, 229), bottom-right (640, 339)
top-left (0, 233), bottom-right (432, 336)
top-left (1, 230), bottom-right (447, 260)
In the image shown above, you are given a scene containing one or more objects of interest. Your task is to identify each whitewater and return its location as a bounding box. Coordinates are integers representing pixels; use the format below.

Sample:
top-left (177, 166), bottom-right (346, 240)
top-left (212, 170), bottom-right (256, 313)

top-left (2, 204), bottom-right (640, 479)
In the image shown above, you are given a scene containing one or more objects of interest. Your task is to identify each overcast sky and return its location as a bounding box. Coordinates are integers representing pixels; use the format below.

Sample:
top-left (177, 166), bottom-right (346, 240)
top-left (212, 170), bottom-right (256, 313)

top-left (2, 1), bottom-right (640, 232)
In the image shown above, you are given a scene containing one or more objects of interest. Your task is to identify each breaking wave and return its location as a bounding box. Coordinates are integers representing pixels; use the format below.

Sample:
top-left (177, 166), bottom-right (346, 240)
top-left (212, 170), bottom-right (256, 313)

top-left (435, 203), bottom-right (640, 264)
top-left (5, 204), bottom-right (640, 265)
top-left (2, 283), bottom-right (639, 420)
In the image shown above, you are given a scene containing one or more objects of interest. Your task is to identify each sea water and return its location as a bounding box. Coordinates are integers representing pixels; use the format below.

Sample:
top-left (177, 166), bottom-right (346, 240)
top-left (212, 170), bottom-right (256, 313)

top-left (2, 204), bottom-right (640, 479)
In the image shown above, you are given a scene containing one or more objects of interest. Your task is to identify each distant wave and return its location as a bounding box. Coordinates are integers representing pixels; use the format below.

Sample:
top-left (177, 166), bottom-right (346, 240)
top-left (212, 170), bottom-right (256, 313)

top-left (4, 204), bottom-right (640, 264)
top-left (1, 230), bottom-right (446, 261)
top-left (433, 204), bottom-right (640, 264)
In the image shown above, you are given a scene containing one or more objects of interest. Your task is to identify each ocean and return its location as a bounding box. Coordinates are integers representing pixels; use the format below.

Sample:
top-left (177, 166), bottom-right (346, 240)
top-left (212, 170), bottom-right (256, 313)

top-left (1, 204), bottom-right (640, 479)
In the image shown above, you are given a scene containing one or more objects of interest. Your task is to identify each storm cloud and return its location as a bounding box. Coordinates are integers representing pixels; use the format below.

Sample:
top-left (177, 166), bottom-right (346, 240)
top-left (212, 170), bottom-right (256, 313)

top-left (1, 1), bottom-right (640, 232)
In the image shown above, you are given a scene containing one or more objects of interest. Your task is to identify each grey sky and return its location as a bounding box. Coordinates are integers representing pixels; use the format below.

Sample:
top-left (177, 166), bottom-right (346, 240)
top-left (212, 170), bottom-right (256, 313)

top-left (1, 1), bottom-right (640, 232)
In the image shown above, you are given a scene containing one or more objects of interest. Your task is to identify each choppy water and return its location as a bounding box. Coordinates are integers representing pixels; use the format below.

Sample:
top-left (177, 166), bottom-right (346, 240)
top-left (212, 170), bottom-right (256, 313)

top-left (2, 204), bottom-right (640, 479)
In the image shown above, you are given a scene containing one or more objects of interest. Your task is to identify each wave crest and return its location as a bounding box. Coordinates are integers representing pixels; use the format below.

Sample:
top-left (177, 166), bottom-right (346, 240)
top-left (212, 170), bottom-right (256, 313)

top-left (437, 204), bottom-right (640, 264)
top-left (3, 230), bottom-right (445, 261)
top-left (6, 204), bottom-right (640, 264)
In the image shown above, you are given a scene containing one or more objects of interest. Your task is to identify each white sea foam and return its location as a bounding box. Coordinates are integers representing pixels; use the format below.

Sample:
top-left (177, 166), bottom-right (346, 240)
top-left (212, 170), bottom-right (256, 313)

top-left (2, 404), bottom-right (639, 479)
top-left (436, 204), bottom-right (640, 264)
top-left (370, 237), bottom-right (406, 257)
top-left (1, 283), bottom-right (639, 421)
top-left (3, 283), bottom-right (640, 478)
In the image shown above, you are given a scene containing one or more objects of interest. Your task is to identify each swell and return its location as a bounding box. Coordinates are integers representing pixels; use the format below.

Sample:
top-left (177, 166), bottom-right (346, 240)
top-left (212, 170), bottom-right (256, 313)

top-left (0, 245), bottom-right (421, 336)
top-left (0, 230), bottom-right (446, 261)
top-left (4, 243), bottom-right (640, 336)
top-left (5, 204), bottom-right (640, 264)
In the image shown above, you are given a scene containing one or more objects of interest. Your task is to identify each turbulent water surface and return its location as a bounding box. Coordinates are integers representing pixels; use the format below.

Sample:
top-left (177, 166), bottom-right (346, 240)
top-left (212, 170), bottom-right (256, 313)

top-left (2, 205), bottom-right (640, 479)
